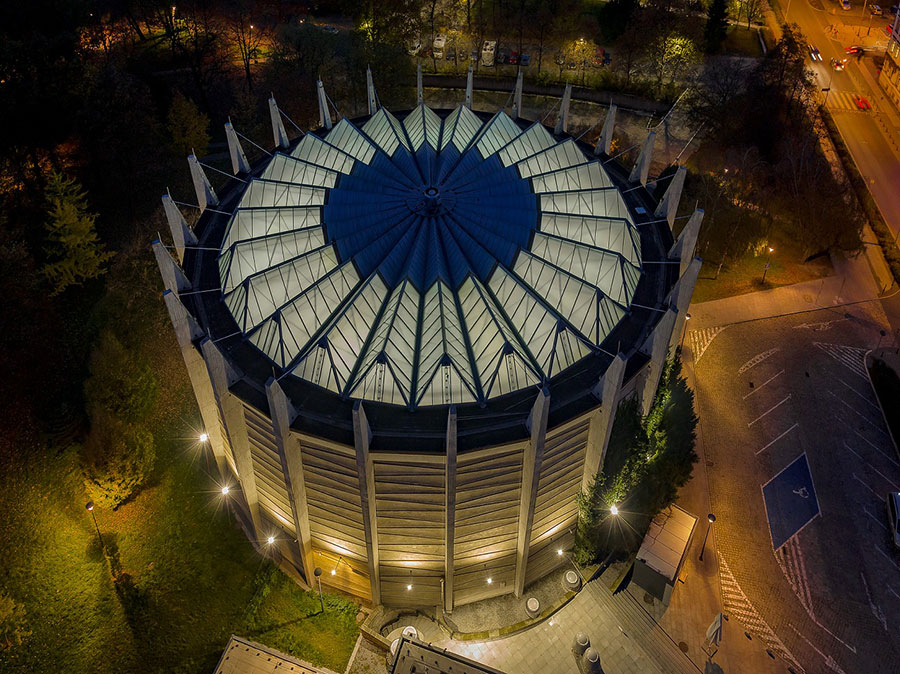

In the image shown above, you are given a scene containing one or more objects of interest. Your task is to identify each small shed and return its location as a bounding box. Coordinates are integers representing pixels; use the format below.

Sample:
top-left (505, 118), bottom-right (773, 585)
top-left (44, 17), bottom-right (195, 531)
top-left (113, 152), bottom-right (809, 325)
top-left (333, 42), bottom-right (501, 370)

top-left (631, 505), bottom-right (697, 603)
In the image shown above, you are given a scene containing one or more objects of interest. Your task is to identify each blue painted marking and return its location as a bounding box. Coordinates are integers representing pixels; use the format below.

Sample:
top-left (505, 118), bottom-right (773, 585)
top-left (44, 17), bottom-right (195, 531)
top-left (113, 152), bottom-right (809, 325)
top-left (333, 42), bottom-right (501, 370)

top-left (762, 453), bottom-right (820, 550)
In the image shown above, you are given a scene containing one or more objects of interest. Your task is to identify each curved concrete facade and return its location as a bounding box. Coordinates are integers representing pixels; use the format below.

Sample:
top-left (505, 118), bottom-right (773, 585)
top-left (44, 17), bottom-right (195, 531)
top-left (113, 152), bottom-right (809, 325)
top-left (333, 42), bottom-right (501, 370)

top-left (154, 100), bottom-right (702, 610)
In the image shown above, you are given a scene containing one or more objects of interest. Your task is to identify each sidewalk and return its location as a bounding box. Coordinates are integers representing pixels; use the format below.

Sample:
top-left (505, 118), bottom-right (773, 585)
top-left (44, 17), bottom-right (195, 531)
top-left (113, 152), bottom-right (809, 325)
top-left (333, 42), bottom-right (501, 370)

top-left (688, 251), bottom-right (890, 330)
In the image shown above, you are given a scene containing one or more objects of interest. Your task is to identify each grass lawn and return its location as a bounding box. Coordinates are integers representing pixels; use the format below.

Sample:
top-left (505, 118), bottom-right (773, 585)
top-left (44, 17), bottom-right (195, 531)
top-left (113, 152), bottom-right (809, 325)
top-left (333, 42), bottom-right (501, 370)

top-left (692, 243), bottom-right (832, 303)
top-left (0, 337), bottom-right (359, 674)
top-left (722, 25), bottom-right (764, 57)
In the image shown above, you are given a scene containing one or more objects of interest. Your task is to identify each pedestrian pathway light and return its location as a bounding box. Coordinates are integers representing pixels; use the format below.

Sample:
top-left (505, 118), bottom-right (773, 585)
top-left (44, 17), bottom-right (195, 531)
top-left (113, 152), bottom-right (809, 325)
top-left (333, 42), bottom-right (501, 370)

top-left (314, 567), bottom-right (325, 613)
top-left (267, 535), bottom-right (275, 545)
top-left (699, 513), bottom-right (716, 561)
top-left (557, 548), bottom-right (564, 556)
top-left (610, 504), bottom-right (619, 516)
top-left (486, 577), bottom-right (492, 584)
top-left (680, 313), bottom-right (692, 351)
top-left (85, 501), bottom-right (105, 551)
top-left (221, 485), bottom-right (230, 496)
top-left (761, 247), bottom-right (774, 284)
top-left (199, 432), bottom-right (209, 443)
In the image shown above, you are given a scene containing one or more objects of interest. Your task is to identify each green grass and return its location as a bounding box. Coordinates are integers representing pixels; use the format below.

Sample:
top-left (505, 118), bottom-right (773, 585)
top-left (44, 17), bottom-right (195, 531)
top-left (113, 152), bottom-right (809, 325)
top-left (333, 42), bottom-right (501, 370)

top-left (722, 26), bottom-right (764, 57)
top-left (0, 342), bottom-right (359, 673)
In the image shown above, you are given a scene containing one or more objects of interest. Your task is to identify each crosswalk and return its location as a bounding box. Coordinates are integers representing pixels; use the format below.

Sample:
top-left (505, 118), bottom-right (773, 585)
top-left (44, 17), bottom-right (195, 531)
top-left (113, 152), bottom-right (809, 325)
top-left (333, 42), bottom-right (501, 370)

top-left (813, 342), bottom-right (869, 379)
top-left (688, 326), bottom-right (726, 363)
top-left (826, 90), bottom-right (875, 113)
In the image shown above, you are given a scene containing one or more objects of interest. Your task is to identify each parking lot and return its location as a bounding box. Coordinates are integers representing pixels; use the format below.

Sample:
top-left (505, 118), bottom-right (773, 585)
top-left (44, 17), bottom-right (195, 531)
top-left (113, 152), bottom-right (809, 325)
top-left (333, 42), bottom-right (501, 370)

top-left (690, 301), bottom-right (900, 673)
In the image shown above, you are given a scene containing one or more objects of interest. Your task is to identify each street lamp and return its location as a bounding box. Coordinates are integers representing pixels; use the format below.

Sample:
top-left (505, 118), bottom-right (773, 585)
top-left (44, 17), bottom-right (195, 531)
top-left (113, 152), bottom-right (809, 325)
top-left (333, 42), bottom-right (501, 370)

top-left (313, 567), bottom-right (325, 613)
top-left (761, 247), bottom-right (774, 284)
top-left (699, 513), bottom-right (716, 561)
top-left (679, 313), bottom-right (692, 351)
top-left (267, 535), bottom-right (275, 545)
top-left (221, 485), bottom-right (230, 496)
top-left (199, 432), bottom-right (209, 443)
top-left (609, 504), bottom-right (619, 516)
top-left (85, 501), bottom-right (104, 550)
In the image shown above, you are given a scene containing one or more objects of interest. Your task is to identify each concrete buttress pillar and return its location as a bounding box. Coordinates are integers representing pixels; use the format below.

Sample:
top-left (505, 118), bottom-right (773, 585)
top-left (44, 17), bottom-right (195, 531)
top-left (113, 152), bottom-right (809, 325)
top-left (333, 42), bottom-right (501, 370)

top-left (161, 190), bottom-right (197, 263)
top-left (670, 208), bottom-right (704, 275)
top-left (225, 120), bottom-right (251, 175)
top-left (366, 66), bottom-right (377, 115)
top-left (201, 337), bottom-right (264, 542)
top-left (465, 64), bottom-right (473, 109)
top-left (515, 388), bottom-right (550, 597)
top-left (554, 83), bottom-right (572, 135)
top-left (266, 377), bottom-right (315, 585)
top-left (188, 152), bottom-right (218, 212)
top-left (353, 401), bottom-right (381, 605)
top-left (444, 406), bottom-right (457, 613)
top-left (512, 71), bottom-right (523, 119)
top-left (268, 95), bottom-right (290, 149)
top-left (639, 307), bottom-right (678, 416)
top-left (654, 165), bottom-right (687, 230)
top-left (596, 104), bottom-right (617, 156)
top-left (629, 131), bottom-right (656, 186)
top-left (317, 79), bottom-right (332, 130)
top-left (668, 258), bottom-right (702, 354)
top-left (582, 354), bottom-right (627, 493)
top-left (152, 239), bottom-right (191, 294)
top-left (417, 63), bottom-right (424, 106)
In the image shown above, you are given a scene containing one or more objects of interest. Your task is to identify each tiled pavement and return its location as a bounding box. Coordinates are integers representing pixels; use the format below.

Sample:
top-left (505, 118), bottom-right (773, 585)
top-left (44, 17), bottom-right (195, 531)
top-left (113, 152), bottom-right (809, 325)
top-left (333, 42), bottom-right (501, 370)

top-left (425, 580), bottom-right (699, 674)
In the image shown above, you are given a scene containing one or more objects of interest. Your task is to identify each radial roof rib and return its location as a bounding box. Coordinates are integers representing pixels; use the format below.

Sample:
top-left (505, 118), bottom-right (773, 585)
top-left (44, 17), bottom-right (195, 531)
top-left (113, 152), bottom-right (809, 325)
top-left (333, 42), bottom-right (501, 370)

top-left (403, 105), bottom-right (442, 151)
top-left (529, 161), bottom-right (614, 192)
top-left (261, 153), bottom-right (340, 187)
top-left (237, 180), bottom-right (327, 209)
top-left (248, 262), bottom-right (360, 368)
top-left (497, 122), bottom-right (556, 166)
top-left (487, 265), bottom-right (592, 377)
top-left (220, 225), bottom-right (326, 292)
top-left (457, 276), bottom-right (542, 399)
top-left (472, 111), bottom-right (523, 159)
top-left (290, 273), bottom-right (389, 394)
top-left (362, 107), bottom-right (412, 155)
top-left (530, 231), bottom-right (639, 306)
top-left (290, 133), bottom-right (358, 174)
top-left (413, 280), bottom-right (480, 407)
top-left (512, 250), bottom-right (626, 345)
top-left (324, 118), bottom-right (377, 164)
top-left (221, 206), bottom-right (322, 253)
top-left (331, 209), bottom-right (419, 272)
top-left (539, 213), bottom-right (641, 267)
top-left (444, 209), bottom-right (526, 270)
top-left (539, 187), bottom-right (632, 221)
top-left (344, 278), bottom-right (420, 406)
top-left (514, 139), bottom-right (586, 178)
top-left (227, 245), bottom-right (340, 332)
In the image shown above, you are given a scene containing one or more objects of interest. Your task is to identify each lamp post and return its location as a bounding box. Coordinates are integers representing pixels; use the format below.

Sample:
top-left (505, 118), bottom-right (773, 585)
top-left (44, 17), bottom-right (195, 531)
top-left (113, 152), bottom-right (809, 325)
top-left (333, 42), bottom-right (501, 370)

top-left (85, 501), bottom-right (104, 551)
top-left (679, 313), bottom-right (692, 351)
top-left (314, 567), bottom-right (324, 613)
top-left (699, 513), bottom-right (716, 561)
top-left (761, 247), bottom-right (774, 283)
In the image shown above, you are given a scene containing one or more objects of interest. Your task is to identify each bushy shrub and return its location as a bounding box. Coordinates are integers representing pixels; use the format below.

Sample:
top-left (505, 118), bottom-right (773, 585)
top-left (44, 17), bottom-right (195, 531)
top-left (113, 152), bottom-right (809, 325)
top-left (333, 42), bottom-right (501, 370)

top-left (0, 592), bottom-right (31, 651)
top-left (84, 331), bottom-right (158, 423)
top-left (81, 413), bottom-right (155, 508)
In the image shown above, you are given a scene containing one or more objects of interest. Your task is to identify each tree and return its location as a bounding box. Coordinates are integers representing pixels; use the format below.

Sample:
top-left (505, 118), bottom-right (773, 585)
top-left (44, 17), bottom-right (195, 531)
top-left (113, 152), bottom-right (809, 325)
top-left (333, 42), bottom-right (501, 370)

top-left (225, 0), bottom-right (266, 90)
top-left (0, 592), bottom-right (30, 651)
top-left (84, 331), bottom-right (158, 423)
top-left (167, 92), bottom-right (210, 158)
top-left (41, 170), bottom-right (113, 295)
top-left (704, 0), bottom-right (729, 53)
top-left (81, 412), bottom-right (156, 508)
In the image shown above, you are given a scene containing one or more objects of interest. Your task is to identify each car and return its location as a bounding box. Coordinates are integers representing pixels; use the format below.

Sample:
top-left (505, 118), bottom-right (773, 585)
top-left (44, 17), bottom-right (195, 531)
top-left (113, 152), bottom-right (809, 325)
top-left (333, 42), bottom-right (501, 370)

top-left (407, 37), bottom-right (421, 56)
top-left (853, 94), bottom-right (871, 110)
top-left (809, 44), bottom-right (822, 60)
top-left (319, 24), bottom-right (339, 34)
top-left (497, 48), bottom-right (510, 65)
top-left (891, 4), bottom-right (899, 14)
top-left (870, 3), bottom-right (883, 13)
top-left (603, 52), bottom-right (611, 65)
top-left (508, 50), bottom-right (519, 65)
top-left (845, 44), bottom-right (865, 54)
top-left (841, 0), bottom-right (851, 9)
top-left (519, 53), bottom-right (531, 66)
top-left (831, 57), bottom-right (847, 70)
top-left (446, 46), bottom-right (456, 61)
top-left (887, 493), bottom-right (900, 549)
top-left (470, 49), bottom-right (479, 62)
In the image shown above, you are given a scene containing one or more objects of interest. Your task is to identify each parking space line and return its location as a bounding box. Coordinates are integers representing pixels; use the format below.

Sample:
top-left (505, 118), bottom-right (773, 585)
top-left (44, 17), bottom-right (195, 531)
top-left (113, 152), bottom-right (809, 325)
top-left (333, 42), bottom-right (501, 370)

top-left (844, 443), bottom-right (900, 491)
top-left (853, 473), bottom-right (880, 498)
top-left (756, 422), bottom-right (799, 455)
top-left (865, 508), bottom-right (888, 530)
top-left (828, 391), bottom-right (890, 436)
top-left (743, 368), bottom-right (784, 400)
top-left (875, 546), bottom-right (900, 572)
top-left (748, 394), bottom-right (792, 428)
top-left (836, 378), bottom-right (880, 411)
top-left (890, 587), bottom-right (900, 601)
top-left (852, 429), bottom-right (900, 469)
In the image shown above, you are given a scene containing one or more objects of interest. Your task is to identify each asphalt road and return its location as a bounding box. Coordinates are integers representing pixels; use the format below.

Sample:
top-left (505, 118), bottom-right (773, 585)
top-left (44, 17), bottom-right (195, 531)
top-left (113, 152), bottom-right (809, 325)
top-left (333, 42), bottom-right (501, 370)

top-left (690, 300), bottom-right (900, 673)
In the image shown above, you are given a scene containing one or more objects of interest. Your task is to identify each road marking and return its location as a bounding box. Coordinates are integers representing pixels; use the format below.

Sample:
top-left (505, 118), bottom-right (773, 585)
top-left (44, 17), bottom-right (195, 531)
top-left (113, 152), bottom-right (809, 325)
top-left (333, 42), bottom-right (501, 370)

top-left (793, 318), bottom-right (849, 331)
top-left (744, 368), bottom-right (785, 400)
top-left (788, 624), bottom-right (847, 674)
top-left (719, 557), bottom-right (805, 671)
top-left (875, 546), bottom-right (900, 572)
top-left (814, 342), bottom-right (868, 379)
top-left (828, 391), bottom-right (890, 436)
top-left (748, 394), bottom-right (792, 428)
top-left (756, 422), bottom-right (799, 455)
top-left (866, 508), bottom-right (888, 530)
top-left (844, 443), bottom-right (900, 491)
top-left (853, 473), bottom-right (880, 498)
top-left (689, 326), bottom-right (726, 363)
top-left (738, 347), bottom-right (780, 375)
top-left (860, 572), bottom-right (888, 632)
top-left (852, 429), bottom-right (900, 468)
top-left (836, 378), bottom-right (881, 411)
top-left (889, 586), bottom-right (900, 601)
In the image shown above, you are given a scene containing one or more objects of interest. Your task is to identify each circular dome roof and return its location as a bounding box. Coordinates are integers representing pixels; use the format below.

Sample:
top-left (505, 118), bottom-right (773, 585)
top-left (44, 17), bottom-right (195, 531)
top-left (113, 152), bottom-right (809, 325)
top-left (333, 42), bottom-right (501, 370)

top-left (217, 105), bottom-right (642, 409)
